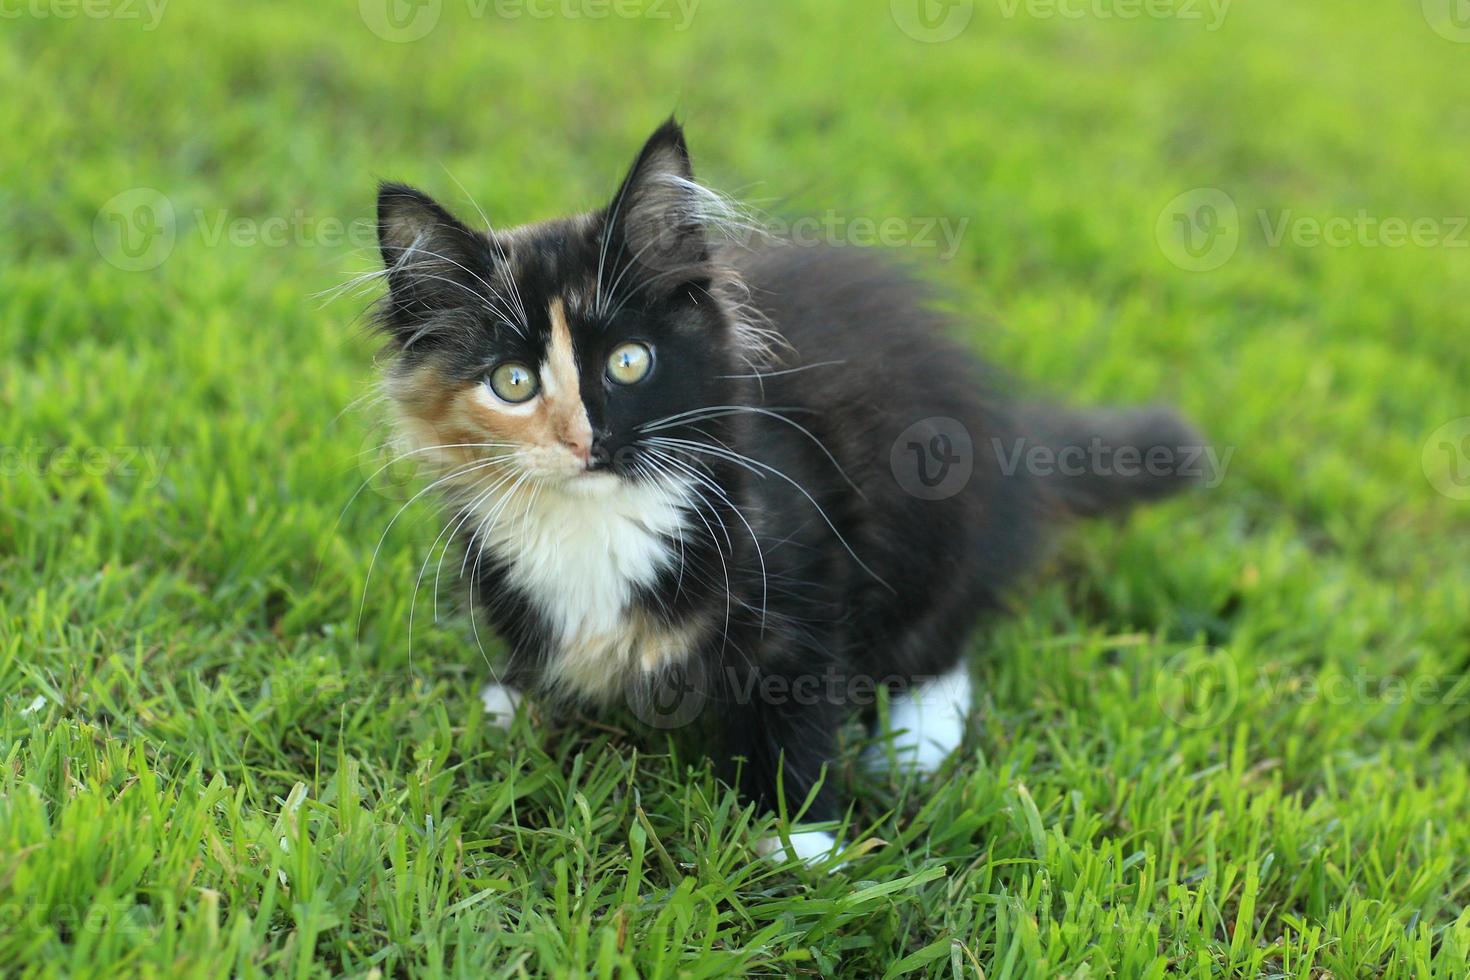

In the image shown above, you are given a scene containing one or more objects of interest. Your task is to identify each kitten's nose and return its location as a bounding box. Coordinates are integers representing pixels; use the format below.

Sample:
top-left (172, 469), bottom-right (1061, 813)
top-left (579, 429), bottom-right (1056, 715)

top-left (562, 433), bottom-right (591, 465)
top-left (560, 413), bottom-right (595, 465)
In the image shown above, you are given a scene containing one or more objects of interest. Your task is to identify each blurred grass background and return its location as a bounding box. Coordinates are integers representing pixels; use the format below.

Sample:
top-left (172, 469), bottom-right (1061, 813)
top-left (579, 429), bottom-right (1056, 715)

top-left (2, 0), bottom-right (1469, 975)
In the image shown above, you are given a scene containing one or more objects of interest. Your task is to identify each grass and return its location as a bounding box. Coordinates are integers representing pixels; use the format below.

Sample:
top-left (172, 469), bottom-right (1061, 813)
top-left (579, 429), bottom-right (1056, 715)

top-left (3, 0), bottom-right (1470, 975)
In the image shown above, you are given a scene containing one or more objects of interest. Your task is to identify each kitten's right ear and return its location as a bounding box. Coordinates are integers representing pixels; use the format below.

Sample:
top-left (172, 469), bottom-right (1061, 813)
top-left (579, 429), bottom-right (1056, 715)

top-left (603, 120), bottom-right (714, 296)
top-left (376, 182), bottom-right (489, 333)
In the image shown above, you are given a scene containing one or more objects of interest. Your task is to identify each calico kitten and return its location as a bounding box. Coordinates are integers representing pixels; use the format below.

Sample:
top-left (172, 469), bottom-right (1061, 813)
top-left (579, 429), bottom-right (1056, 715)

top-left (371, 120), bottom-right (1201, 862)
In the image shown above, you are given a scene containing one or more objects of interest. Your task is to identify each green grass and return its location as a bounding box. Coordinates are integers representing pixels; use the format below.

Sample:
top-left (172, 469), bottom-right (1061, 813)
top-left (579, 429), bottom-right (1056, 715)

top-left (4, 0), bottom-right (1470, 975)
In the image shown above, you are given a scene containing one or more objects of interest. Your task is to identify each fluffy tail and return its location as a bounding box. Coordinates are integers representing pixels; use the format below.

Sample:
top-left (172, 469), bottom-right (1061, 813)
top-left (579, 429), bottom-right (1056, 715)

top-left (1014, 404), bottom-right (1208, 518)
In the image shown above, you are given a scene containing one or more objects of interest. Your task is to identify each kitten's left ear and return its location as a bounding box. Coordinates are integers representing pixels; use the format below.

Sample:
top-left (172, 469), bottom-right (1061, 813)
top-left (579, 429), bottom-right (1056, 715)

top-left (604, 119), bottom-right (712, 293)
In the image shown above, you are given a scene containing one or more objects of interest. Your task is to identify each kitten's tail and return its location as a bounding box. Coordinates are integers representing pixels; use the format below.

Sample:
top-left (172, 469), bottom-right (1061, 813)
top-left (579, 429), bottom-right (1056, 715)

top-left (1014, 404), bottom-right (1209, 518)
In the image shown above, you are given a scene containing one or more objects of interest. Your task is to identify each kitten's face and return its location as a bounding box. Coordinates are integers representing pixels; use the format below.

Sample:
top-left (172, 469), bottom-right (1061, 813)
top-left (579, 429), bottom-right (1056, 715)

top-left (375, 122), bottom-right (744, 497)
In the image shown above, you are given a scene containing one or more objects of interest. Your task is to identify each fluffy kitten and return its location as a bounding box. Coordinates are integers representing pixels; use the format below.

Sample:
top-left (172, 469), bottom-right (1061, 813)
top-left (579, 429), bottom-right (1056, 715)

top-left (371, 120), bottom-right (1201, 862)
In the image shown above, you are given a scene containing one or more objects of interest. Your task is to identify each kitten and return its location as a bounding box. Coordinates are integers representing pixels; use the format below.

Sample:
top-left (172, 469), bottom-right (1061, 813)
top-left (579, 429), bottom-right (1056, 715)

top-left (371, 120), bottom-right (1202, 863)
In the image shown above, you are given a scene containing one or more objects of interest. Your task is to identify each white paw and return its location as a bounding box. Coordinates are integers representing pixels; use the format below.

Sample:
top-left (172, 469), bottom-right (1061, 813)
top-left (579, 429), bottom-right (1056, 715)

top-left (480, 683), bottom-right (522, 729)
top-left (864, 665), bottom-right (973, 775)
top-left (754, 830), bottom-right (839, 867)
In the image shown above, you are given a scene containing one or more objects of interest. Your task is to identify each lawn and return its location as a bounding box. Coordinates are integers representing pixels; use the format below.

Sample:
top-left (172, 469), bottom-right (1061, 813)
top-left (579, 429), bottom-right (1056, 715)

top-left (3, 0), bottom-right (1470, 975)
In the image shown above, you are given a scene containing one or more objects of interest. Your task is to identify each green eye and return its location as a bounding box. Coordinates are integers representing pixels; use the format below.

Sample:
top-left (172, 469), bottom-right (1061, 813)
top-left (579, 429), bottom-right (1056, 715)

top-left (487, 362), bottom-right (538, 403)
top-left (607, 342), bottom-right (653, 385)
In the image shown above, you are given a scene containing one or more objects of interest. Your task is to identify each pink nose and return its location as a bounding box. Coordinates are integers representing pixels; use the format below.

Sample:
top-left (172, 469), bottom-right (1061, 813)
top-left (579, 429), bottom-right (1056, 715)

top-left (562, 435), bottom-right (591, 465)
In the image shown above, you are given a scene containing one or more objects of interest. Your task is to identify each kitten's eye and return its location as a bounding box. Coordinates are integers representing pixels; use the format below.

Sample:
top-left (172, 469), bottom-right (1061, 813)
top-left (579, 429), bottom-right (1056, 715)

top-left (487, 362), bottom-right (539, 404)
top-left (607, 342), bottom-right (653, 385)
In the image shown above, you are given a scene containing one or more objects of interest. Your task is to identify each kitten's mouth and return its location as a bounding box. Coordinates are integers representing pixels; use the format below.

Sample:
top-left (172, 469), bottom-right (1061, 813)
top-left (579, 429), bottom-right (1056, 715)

top-left (564, 445), bottom-right (620, 486)
top-left (565, 468), bottom-right (621, 495)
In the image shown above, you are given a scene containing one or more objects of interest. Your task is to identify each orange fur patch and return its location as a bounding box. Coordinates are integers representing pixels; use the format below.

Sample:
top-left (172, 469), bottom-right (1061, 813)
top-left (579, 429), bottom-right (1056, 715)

top-left (388, 298), bottom-right (593, 480)
top-left (550, 608), bottom-right (713, 697)
top-left (543, 299), bottom-right (592, 459)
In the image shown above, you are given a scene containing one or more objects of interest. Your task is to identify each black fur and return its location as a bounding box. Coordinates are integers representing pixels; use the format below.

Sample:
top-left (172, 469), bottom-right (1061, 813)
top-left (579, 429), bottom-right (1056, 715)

top-left (372, 120), bottom-right (1203, 825)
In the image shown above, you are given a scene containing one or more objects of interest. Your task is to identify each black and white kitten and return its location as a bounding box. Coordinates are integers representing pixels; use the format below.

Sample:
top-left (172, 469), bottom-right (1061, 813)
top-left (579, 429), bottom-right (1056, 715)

top-left (372, 120), bottom-right (1200, 862)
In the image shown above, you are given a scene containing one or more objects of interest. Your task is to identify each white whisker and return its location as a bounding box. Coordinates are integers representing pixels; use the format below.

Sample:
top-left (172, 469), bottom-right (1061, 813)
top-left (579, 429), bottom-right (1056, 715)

top-left (355, 455), bottom-right (507, 646)
top-left (644, 435), bottom-right (892, 593)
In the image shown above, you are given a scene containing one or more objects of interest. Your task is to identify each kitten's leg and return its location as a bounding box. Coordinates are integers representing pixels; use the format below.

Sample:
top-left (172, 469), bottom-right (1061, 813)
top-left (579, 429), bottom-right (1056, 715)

top-left (718, 678), bottom-right (844, 866)
top-left (479, 682), bottom-right (523, 730)
top-left (865, 664), bottom-right (973, 775)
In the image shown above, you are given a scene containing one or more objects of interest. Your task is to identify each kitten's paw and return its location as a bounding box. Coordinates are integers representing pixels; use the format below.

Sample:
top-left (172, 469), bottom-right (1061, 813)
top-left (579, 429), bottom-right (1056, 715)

top-left (754, 830), bottom-right (840, 868)
top-left (865, 666), bottom-right (973, 776)
top-left (480, 683), bottom-right (523, 729)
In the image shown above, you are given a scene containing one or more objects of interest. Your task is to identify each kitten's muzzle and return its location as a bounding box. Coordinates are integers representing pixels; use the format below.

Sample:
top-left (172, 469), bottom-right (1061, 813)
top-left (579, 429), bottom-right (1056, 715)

top-left (560, 426), bottom-right (598, 467)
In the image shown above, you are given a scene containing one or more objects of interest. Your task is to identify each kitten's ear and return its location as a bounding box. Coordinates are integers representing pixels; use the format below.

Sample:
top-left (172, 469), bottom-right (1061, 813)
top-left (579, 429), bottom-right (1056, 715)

top-left (376, 182), bottom-right (490, 334)
top-left (605, 119), bottom-right (712, 294)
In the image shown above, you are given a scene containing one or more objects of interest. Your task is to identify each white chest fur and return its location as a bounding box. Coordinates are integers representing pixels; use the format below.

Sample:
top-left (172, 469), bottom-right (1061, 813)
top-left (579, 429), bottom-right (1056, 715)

top-left (470, 474), bottom-right (694, 702)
